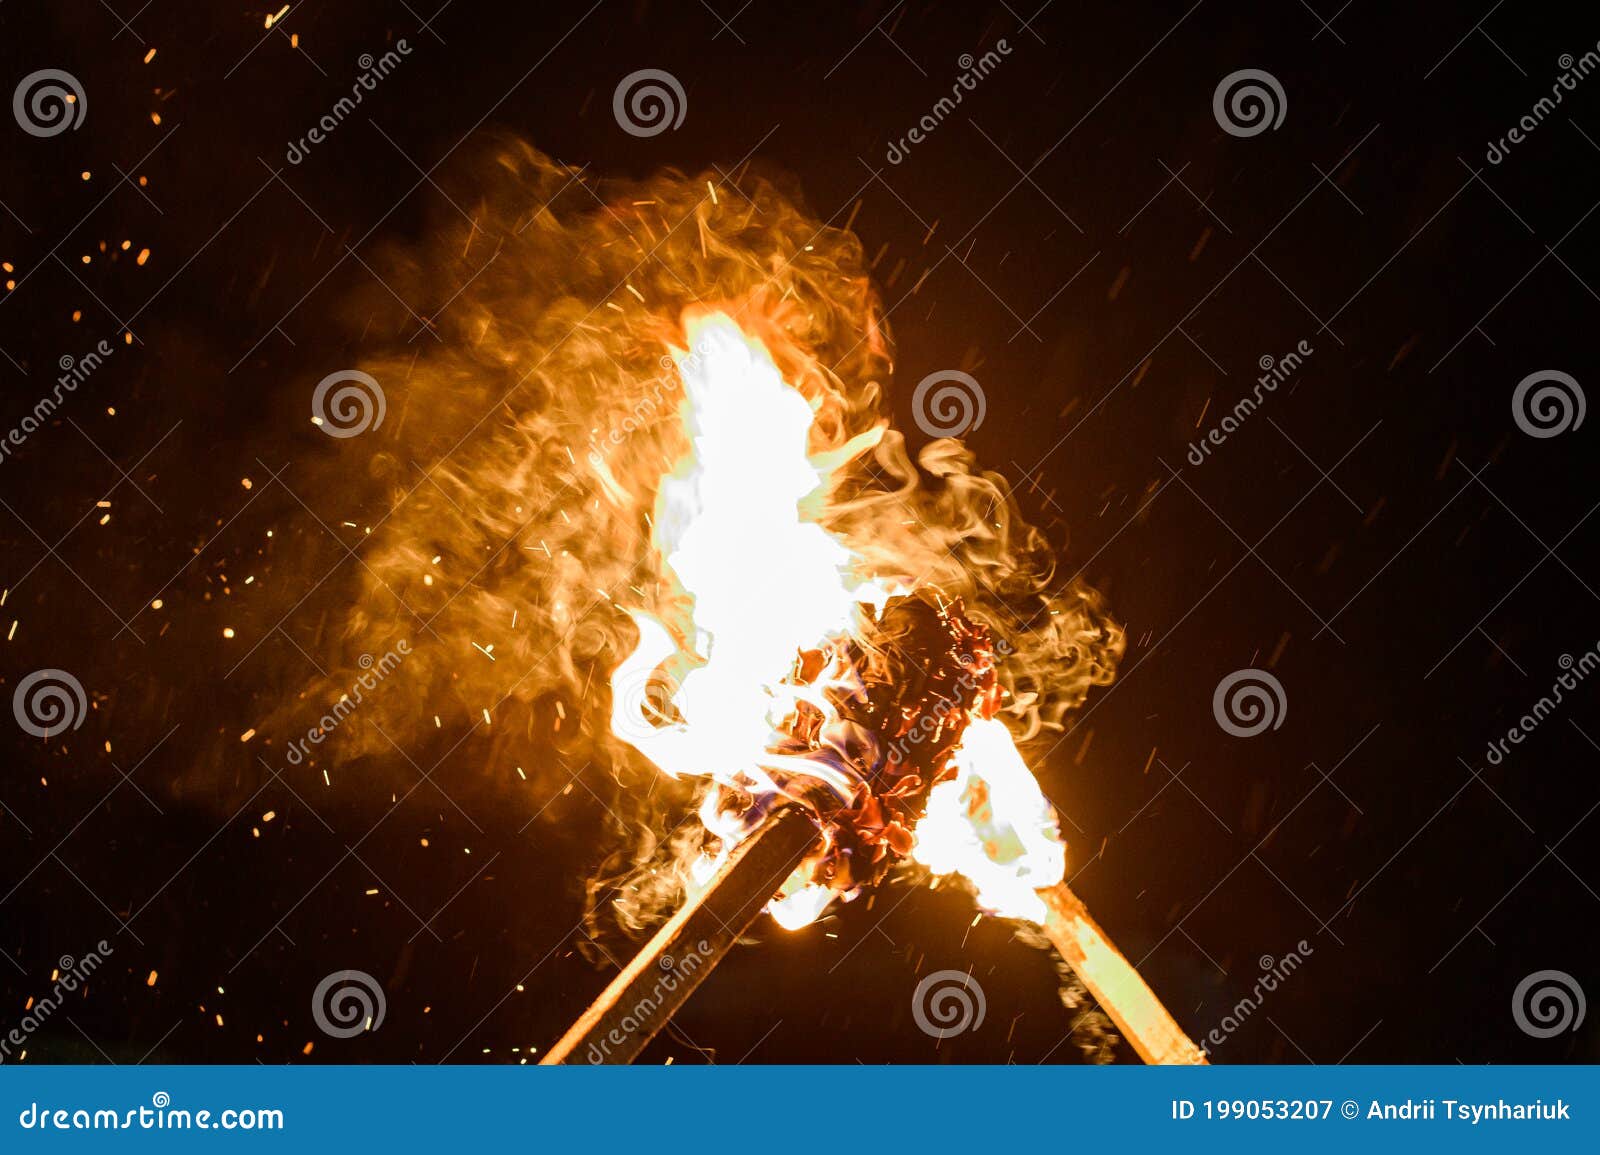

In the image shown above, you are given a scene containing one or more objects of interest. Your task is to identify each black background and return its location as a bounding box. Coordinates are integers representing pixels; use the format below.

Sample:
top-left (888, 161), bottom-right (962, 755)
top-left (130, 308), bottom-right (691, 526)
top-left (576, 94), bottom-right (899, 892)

top-left (1, 0), bottom-right (1597, 1065)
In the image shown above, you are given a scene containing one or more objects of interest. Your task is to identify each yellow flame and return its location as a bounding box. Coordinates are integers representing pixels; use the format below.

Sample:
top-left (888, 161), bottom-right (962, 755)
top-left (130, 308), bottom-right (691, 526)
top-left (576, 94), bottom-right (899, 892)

top-left (910, 716), bottom-right (1066, 923)
top-left (301, 145), bottom-right (1122, 944)
top-left (611, 313), bottom-right (1067, 928)
top-left (611, 315), bottom-right (890, 794)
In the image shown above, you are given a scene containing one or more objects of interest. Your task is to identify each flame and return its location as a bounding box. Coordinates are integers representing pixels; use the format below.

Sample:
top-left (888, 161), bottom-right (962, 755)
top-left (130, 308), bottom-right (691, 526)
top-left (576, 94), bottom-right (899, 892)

top-left (612, 314), bottom-right (891, 795)
top-left (302, 143), bottom-right (1123, 945)
top-left (609, 313), bottom-right (894, 925)
top-left (610, 312), bottom-right (1067, 928)
top-left (910, 716), bottom-right (1066, 923)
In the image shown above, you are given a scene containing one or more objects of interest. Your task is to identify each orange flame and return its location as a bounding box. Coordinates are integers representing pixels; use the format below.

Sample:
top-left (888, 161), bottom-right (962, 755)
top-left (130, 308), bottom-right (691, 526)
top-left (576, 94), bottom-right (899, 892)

top-left (311, 144), bottom-right (1123, 940)
top-left (610, 312), bottom-right (1069, 928)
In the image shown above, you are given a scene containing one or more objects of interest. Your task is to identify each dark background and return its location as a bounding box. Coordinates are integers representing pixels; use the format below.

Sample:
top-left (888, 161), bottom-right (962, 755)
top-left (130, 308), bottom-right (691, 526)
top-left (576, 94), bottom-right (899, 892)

top-left (2, 0), bottom-right (1597, 1064)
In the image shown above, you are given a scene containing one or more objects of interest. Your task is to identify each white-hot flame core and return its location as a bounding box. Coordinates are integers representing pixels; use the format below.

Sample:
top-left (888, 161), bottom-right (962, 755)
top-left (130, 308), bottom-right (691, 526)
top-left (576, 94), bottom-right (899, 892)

top-left (614, 315), bottom-right (883, 799)
top-left (611, 313), bottom-right (1068, 929)
top-left (910, 717), bottom-right (1066, 923)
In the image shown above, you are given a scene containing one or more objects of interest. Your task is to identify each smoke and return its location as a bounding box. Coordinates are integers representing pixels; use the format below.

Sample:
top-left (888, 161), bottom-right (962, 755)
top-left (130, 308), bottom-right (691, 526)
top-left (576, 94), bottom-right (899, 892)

top-left (278, 137), bottom-right (1121, 941)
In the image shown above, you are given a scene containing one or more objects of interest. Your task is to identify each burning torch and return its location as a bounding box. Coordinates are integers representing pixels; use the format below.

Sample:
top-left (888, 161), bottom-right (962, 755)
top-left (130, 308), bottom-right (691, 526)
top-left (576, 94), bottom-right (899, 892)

top-left (541, 314), bottom-right (1205, 1066)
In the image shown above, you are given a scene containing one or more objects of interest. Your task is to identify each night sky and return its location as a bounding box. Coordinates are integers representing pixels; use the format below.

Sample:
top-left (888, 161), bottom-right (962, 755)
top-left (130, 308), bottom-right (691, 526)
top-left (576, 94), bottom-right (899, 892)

top-left (2, 0), bottom-right (1598, 1065)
